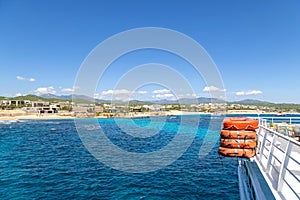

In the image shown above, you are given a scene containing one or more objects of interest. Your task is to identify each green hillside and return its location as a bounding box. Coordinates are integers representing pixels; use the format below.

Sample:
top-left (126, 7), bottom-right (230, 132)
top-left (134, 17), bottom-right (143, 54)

top-left (10, 95), bottom-right (68, 103)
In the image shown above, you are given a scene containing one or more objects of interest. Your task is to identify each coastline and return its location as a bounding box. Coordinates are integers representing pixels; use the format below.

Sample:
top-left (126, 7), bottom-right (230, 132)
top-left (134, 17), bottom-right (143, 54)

top-left (0, 110), bottom-right (75, 121)
top-left (0, 114), bottom-right (75, 121)
top-left (0, 110), bottom-right (299, 121)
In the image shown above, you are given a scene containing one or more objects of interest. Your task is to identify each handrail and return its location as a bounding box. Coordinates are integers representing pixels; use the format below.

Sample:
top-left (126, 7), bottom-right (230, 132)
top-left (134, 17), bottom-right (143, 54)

top-left (254, 116), bottom-right (300, 123)
top-left (253, 116), bottom-right (300, 127)
top-left (258, 124), bottom-right (300, 146)
top-left (255, 124), bottom-right (300, 200)
top-left (254, 116), bottom-right (300, 143)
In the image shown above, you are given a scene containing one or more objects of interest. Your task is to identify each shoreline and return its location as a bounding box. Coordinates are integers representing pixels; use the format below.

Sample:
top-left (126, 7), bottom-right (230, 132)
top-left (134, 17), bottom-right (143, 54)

top-left (0, 110), bottom-right (299, 121)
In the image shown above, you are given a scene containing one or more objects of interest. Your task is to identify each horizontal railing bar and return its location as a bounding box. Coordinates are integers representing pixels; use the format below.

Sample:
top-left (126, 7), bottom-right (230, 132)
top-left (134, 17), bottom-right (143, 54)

top-left (272, 144), bottom-right (285, 153)
top-left (268, 153), bottom-right (282, 164)
top-left (266, 138), bottom-right (272, 143)
top-left (262, 154), bottom-right (268, 160)
top-left (253, 116), bottom-right (300, 121)
top-left (259, 126), bottom-right (300, 146)
top-left (264, 146), bottom-right (270, 152)
top-left (287, 155), bottom-right (300, 166)
top-left (270, 165), bottom-right (280, 174)
top-left (286, 168), bottom-right (300, 183)
top-left (282, 177), bottom-right (300, 199)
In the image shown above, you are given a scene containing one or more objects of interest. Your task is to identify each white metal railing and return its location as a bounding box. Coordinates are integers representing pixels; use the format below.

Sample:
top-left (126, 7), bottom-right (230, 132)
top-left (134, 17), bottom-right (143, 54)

top-left (255, 124), bottom-right (300, 200)
top-left (257, 116), bottom-right (300, 125)
top-left (255, 117), bottom-right (300, 139)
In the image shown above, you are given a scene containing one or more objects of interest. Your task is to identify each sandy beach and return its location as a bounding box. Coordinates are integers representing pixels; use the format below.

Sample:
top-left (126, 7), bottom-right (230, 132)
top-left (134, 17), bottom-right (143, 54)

top-left (0, 110), bottom-right (75, 121)
top-left (0, 109), bottom-right (297, 122)
top-left (0, 110), bottom-right (204, 121)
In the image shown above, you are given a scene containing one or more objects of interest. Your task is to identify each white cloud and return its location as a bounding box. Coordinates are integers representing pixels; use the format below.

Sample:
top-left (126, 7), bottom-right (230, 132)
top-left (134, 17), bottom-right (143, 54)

top-left (61, 88), bottom-right (74, 92)
top-left (95, 89), bottom-right (148, 101)
top-left (34, 86), bottom-right (56, 95)
top-left (203, 86), bottom-right (226, 92)
top-left (136, 90), bottom-right (147, 94)
top-left (177, 93), bottom-right (197, 98)
top-left (96, 89), bottom-right (198, 101)
top-left (16, 75), bottom-right (36, 82)
top-left (101, 89), bottom-right (148, 96)
top-left (235, 90), bottom-right (263, 96)
top-left (59, 86), bottom-right (80, 93)
top-left (102, 89), bottom-right (132, 95)
top-left (152, 89), bottom-right (171, 94)
top-left (151, 93), bottom-right (197, 101)
top-left (152, 93), bottom-right (176, 100)
top-left (101, 90), bottom-right (113, 95)
top-left (15, 93), bottom-right (22, 97)
top-left (16, 76), bottom-right (26, 81)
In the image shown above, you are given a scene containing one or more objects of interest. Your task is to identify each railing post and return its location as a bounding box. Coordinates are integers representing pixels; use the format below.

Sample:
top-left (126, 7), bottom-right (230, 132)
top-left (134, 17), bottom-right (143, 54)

top-left (261, 119), bottom-right (265, 127)
top-left (258, 127), bottom-right (268, 169)
top-left (277, 141), bottom-right (292, 191)
top-left (266, 133), bottom-right (277, 172)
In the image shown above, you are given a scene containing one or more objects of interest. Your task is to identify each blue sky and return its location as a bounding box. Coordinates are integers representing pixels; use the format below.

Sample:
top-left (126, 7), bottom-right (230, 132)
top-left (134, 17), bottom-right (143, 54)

top-left (0, 0), bottom-right (299, 103)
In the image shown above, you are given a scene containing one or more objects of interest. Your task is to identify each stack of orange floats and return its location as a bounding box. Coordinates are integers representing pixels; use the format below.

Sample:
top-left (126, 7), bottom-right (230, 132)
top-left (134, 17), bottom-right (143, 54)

top-left (218, 117), bottom-right (258, 158)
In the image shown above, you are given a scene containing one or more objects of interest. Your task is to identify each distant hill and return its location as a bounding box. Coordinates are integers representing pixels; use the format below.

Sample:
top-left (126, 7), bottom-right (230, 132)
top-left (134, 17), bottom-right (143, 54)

top-left (41, 94), bottom-right (72, 100)
top-left (197, 97), bottom-right (225, 103)
top-left (150, 99), bottom-right (178, 104)
top-left (128, 100), bottom-right (153, 105)
top-left (0, 96), bottom-right (8, 100)
top-left (0, 94), bottom-right (280, 105)
top-left (12, 94), bottom-right (48, 101)
top-left (233, 99), bottom-right (272, 105)
top-left (150, 97), bottom-right (225, 104)
top-left (40, 93), bottom-right (95, 102)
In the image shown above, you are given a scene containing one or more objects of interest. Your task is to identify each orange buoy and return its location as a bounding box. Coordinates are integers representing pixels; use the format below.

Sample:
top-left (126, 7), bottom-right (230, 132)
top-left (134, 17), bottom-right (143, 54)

top-left (220, 130), bottom-right (256, 139)
top-left (218, 147), bottom-right (256, 158)
top-left (220, 138), bottom-right (257, 149)
top-left (223, 117), bottom-right (259, 130)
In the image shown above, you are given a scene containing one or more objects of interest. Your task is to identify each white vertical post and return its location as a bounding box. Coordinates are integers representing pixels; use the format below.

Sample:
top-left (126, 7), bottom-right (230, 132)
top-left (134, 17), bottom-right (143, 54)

top-left (277, 141), bottom-right (292, 191)
top-left (266, 133), bottom-right (277, 173)
top-left (259, 128), bottom-right (268, 169)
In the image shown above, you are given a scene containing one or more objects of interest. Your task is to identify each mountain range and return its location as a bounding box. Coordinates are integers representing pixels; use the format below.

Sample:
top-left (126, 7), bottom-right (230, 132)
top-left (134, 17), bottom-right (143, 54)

top-left (1, 93), bottom-right (272, 105)
top-left (40, 94), bottom-right (270, 105)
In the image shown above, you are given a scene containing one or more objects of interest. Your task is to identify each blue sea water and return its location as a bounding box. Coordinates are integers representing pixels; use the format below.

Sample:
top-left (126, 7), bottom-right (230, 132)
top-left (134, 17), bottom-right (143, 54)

top-left (0, 116), bottom-right (240, 199)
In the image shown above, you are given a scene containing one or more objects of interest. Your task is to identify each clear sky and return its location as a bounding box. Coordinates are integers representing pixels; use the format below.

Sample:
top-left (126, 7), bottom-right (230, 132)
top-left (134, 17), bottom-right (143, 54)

top-left (0, 0), bottom-right (299, 103)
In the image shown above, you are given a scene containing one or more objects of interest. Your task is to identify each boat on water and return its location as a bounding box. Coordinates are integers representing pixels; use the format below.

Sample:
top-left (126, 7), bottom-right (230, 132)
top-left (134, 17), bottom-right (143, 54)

top-left (234, 117), bottom-right (300, 200)
top-left (275, 112), bottom-right (286, 116)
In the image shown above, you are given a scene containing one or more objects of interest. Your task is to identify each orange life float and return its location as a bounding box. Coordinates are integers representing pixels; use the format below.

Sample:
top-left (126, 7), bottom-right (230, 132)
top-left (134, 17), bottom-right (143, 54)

top-left (218, 147), bottom-right (256, 158)
top-left (223, 117), bottom-right (259, 130)
top-left (220, 138), bottom-right (257, 149)
top-left (220, 130), bottom-right (256, 139)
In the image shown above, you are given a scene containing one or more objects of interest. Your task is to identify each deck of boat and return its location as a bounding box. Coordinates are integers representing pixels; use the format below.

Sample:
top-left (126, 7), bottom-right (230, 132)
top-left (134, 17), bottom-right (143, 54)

top-left (239, 159), bottom-right (276, 200)
top-left (238, 117), bottom-right (300, 200)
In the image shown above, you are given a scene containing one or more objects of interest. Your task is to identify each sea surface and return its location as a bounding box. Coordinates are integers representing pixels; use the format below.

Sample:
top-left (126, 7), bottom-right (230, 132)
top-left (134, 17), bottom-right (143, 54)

top-left (0, 115), bottom-right (240, 199)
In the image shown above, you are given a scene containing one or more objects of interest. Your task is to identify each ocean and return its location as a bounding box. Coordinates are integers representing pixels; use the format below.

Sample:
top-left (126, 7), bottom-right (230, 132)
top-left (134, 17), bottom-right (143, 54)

top-left (0, 115), bottom-right (240, 199)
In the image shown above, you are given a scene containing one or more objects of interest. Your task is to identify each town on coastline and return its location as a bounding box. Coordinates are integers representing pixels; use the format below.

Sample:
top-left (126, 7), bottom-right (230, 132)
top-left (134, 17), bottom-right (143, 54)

top-left (1, 94), bottom-right (300, 120)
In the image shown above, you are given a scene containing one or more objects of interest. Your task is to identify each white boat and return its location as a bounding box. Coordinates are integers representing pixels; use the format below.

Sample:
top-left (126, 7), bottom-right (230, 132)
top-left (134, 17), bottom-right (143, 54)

top-left (238, 117), bottom-right (300, 200)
